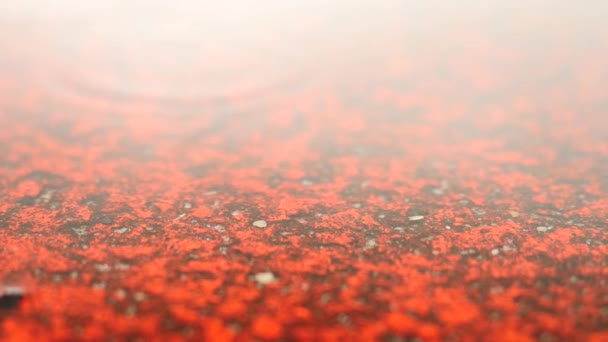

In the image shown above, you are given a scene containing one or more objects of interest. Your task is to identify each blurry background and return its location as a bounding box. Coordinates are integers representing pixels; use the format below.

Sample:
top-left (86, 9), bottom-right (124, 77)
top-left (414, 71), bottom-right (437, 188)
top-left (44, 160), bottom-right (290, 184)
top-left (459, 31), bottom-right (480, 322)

top-left (2, 0), bottom-right (607, 107)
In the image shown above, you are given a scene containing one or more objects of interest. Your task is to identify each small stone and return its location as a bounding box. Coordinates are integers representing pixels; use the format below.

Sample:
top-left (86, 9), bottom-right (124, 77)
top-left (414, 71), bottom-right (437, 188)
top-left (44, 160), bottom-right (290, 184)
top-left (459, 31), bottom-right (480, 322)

top-left (92, 282), bottom-right (106, 290)
top-left (536, 226), bottom-right (549, 232)
top-left (509, 211), bottom-right (520, 218)
top-left (72, 226), bottom-right (88, 236)
top-left (125, 304), bottom-right (137, 317)
top-left (432, 188), bottom-right (445, 196)
top-left (254, 271), bottom-right (277, 285)
top-left (472, 207), bottom-right (486, 216)
top-left (337, 313), bottom-right (352, 325)
top-left (460, 248), bottom-right (477, 256)
top-left (183, 202), bottom-right (192, 209)
top-left (320, 293), bottom-right (331, 304)
top-left (115, 263), bottom-right (130, 271)
top-left (2, 285), bottom-right (25, 297)
top-left (115, 289), bottom-right (127, 300)
top-left (490, 285), bottom-right (504, 294)
top-left (431, 179), bottom-right (449, 195)
top-left (38, 190), bottom-right (55, 203)
top-left (252, 220), bottom-right (268, 228)
top-left (94, 264), bottom-right (111, 272)
top-left (408, 215), bottom-right (425, 221)
top-left (113, 227), bottom-right (129, 234)
top-left (134, 292), bottom-right (147, 302)
top-left (301, 179), bottom-right (314, 186)
top-left (364, 238), bottom-right (378, 250)
top-left (491, 248), bottom-right (500, 256)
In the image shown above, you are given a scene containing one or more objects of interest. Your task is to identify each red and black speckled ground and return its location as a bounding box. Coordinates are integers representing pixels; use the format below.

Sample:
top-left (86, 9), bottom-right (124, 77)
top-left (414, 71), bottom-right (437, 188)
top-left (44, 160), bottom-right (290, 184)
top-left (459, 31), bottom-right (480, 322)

top-left (1, 2), bottom-right (608, 341)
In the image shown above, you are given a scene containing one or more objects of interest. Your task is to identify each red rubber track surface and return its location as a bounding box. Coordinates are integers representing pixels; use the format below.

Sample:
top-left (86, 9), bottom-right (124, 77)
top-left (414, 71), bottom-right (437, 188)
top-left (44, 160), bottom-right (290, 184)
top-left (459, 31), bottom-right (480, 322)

top-left (1, 3), bottom-right (608, 341)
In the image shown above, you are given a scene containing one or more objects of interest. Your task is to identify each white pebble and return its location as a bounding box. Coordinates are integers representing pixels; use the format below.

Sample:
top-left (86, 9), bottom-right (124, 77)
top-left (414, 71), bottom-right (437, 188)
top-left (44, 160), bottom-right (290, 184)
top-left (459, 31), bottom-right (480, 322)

top-left (173, 213), bottom-right (186, 221)
top-left (2, 285), bottom-right (25, 296)
top-left (301, 179), bottom-right (314, 186)
top-left (113, 227), bottom-right (128, 234)
top-left (254, 271), bottom-right (277, 285)
top-left (364, 238), bottom-right (378, 250)
top-left (432, 188), bottom-right (445, 196)
top-left (94, 264), bottom-right (111, 272)
top-left (253, 220), bottom-right (268, 228)
top-left (408, 215), bottom-right (425, 221)
top-left (115, 263), bottom-right (130, 271)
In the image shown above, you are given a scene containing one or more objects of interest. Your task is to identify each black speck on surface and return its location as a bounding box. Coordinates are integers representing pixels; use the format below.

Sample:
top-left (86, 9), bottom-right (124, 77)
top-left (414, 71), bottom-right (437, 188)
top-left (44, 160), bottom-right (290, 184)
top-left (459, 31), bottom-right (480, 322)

top-left (0, 290), bottom-right (24, 310)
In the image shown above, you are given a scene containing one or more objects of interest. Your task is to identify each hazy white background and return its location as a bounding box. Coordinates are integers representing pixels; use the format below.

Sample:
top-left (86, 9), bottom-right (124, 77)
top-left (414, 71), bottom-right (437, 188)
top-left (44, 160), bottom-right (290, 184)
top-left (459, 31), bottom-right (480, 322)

top-left (1, 1), bottom-right (606, 101)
